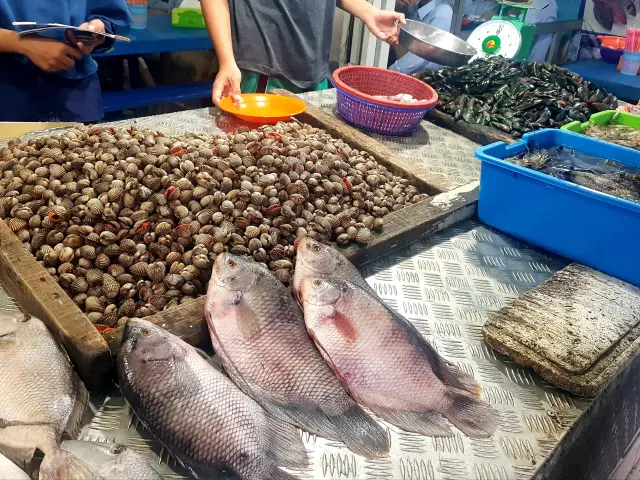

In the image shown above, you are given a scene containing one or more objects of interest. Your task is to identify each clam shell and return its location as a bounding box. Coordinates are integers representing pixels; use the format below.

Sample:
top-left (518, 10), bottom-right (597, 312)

top-left (85, 296), bottom-right (105, 313)
top-left (70, 277), bottom-right (89, 294)
top-left (102, 274), bottom-right (120, 299)
top-left (130, 262), bottom-right (149, 278)
top-left (118, 298), bottom-right (136, 317)
top-left (356, 227), bottom-right (371, 244)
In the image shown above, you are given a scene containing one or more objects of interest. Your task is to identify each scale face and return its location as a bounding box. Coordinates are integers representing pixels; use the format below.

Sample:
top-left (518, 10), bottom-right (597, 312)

top-left (468, 19), bottom-right (522, 60)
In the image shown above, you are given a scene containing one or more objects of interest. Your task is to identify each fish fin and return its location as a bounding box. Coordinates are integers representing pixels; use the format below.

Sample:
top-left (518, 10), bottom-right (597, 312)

top-left (435, 360), bottom-right (482, 397)
top-left (326, 310), bottom-right (359, 343)
top-left (369, 407), bottom-right (453, 438)
top-left (40, 449), bottom-right (99, 480)
top-left (265, 414), bottom-right (309, 471)
top-left (261, 400), bottom-right (340, 441)
top-left (391, 310), bottom-right (482, 396)
top-left (328, 405), bottom-right (390, 459)
top-left (63, 374), bottom-right (89, 439)
top-left (0, 426), bottom-right (57, 465)
top-left (443, 389), bottom-right (497, 439)
top-left (231, 292), bottom-right (262, 342)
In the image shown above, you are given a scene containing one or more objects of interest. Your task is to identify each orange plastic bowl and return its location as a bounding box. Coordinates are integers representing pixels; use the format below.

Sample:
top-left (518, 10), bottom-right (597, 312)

top-left (597, 35), bottom-right (625, 49)
top-left (219, 94), bottom-right (306, 124)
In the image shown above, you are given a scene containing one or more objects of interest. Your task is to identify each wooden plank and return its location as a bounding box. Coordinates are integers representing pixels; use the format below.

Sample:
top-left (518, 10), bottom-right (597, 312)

top-left (104, 184), bottom-right (479, 354)
top-left (483, 263), bottom-right (640, 397)
top-left (273, 88), bottom-right (450, 195)
top-left (0, 220), bottom-right (112, 389)
top-left (425, 109), bottom-right (517, 146)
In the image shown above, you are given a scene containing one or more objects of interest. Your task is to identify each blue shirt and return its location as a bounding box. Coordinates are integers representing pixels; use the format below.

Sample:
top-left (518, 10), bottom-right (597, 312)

top-left (390, 0), bottom-right (454, 75)
top-left (0, 0), bottom-right (131, 79)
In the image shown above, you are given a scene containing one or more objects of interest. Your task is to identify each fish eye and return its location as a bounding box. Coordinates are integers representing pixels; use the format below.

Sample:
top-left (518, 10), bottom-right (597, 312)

top-left (312, 244), bottom-right (321, 252)
top-left (228, 259), bottom-right (237, 268)
top-left (313, 279), bottom-right (323, 287)
top-left (142, 328), bottom-right (151, 337)
top-left (110, 446), bottom-right (123, 455)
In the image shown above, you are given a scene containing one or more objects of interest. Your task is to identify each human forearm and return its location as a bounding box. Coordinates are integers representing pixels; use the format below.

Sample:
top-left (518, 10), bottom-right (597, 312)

top-left (0, 29), bottom-right (23, 54)
top-left (202, 0), bottom-right (236, 67)
top-left (337, 0), bottom-right (376, 22)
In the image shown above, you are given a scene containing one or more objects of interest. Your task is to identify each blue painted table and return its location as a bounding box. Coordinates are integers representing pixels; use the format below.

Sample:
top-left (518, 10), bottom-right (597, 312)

top-left (564, 60), bottom-right (640, 103)
top-left (97, 14), bottom-right (213, 112)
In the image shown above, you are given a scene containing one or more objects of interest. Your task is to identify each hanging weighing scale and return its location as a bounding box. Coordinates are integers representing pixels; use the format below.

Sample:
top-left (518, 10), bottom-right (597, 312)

top-left (467, 1), bottom-right (537, 61)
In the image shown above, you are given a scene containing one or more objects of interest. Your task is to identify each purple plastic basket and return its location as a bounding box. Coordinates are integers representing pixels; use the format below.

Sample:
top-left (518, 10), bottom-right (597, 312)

top-left (332, 66), bottom-right (437, 136)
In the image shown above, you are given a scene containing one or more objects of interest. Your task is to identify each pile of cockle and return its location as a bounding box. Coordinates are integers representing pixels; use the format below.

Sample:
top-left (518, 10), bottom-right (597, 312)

top-left (0, 123), bottom-right (426, 328)
top-left (420, 57), bottom-right (617, 137)
top-left (586, 123), bottom-right (640, 151)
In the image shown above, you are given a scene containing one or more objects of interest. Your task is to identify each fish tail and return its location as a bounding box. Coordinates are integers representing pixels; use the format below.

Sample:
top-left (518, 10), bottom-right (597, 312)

top-left (328, 405), bottom-right (390, 459)
top-left (64, 373), bottom-right (89, 439)
top-left (265, 415), bottom-right (309, 471)
top-left (443, 389), bottom-right (497, 438)
top-left (371, 408), bottom-right (453, 438)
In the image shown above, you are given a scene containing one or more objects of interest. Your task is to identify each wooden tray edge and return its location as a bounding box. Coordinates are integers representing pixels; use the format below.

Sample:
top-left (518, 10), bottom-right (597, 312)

top-left (425, 109), bottom-right (517, 146)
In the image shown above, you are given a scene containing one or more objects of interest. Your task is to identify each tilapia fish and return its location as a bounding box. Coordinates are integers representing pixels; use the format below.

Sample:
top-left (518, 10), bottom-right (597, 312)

top-left (293, 237), bottom-right (375, 302)
top-left (39, 441), bottom-right (162, 480)
top-left (0, 452), bottom-right (29, 480)
top-left (206, 253), bottom-right (389, 459)
top-left (0, 313), bottom-right (88, 465)
top-left (117, 319), bottom-right (308, 480)
top-left (301, 278), bottom-right (497, 439)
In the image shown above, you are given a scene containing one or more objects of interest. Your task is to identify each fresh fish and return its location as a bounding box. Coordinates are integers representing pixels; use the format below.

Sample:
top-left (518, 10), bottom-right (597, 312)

top-left (293, 237), bottom-right (375, 302)
top-left (300, 278), bottom-right (497, 439)
top-left (117, 319), bottom-right (308, 480)
top-left (0, 452), bottom-right (29, 480)
top-left (206, 253), bottom-right (389, 459)
top-left (0, 313), bottom-right (88, 465)
top-left (39, 441), bottom-right (162, 480)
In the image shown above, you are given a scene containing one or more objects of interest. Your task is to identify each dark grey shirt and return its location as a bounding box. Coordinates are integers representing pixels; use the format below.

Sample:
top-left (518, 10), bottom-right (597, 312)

top-left (229, 0), bottom-right (335, 89)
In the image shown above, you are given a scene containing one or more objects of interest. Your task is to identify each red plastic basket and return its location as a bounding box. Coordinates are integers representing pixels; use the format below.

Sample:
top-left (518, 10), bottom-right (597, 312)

top-left (332, 66), bottom-right (438, 136)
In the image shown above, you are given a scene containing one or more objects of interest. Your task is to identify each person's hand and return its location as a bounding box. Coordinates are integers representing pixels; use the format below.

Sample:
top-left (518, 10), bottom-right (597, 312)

top-left (16, 37), bottom-right (82, 72)
top-left (212, 61), bottom-right (242, 106)
top-left (396, 0), bottom-right (417, 8)
top-left (68, 19), bottom-right (106, 55)
top-left (363, 9), bottom-right (405, 45)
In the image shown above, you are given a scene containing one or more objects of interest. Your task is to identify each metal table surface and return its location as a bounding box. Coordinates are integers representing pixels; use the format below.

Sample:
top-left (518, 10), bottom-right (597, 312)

top-left (4, 111), bottom-right (592, 479)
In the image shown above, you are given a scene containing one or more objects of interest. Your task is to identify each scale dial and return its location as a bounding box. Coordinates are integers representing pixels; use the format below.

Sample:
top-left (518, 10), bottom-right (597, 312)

top-left (468, 20), bottom-right (522, 60)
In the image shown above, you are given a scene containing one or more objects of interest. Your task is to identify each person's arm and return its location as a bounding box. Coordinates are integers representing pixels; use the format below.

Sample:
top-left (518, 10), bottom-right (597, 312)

top-left (0, 28), bottom-right (81, 71)
top-left (202, 0), bottom-right (242, 105)
top-left (338, 0), bottom-right (405, 44)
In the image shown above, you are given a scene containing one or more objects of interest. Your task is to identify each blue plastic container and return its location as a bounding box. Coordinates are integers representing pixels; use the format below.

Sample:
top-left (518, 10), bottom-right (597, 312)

top-left (476, 129), bottom-right (640, 287)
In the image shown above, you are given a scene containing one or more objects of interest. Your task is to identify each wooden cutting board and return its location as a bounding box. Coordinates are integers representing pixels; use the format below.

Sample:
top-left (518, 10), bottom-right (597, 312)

top-left (483, 264), bottom-right (640, 397)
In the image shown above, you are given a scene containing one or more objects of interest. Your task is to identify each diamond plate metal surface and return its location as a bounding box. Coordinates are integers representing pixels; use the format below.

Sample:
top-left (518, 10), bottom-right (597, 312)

top-left (17, 219), bottom-right (595, 480)
top-left (298, 89), bottom-right (481, 190)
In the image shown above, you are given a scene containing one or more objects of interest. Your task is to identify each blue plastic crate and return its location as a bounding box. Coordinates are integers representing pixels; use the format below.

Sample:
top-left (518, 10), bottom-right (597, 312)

top-left (476, 128), bottom-right (640, 287)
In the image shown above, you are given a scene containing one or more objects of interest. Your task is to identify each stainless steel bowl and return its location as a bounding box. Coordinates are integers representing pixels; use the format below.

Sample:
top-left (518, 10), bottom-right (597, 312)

top-left (398, 19), bottom-right (477, 67)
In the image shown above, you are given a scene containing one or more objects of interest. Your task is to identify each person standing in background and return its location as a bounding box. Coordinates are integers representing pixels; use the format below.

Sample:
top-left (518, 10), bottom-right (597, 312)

top-left (0, 0), bottom-right (131, 122)
top-left (462, 0), bottom-right (558, 62)
top-left (202, 0), bottom-right (405, 105)
top-left (389, 0), bottom-right (454, 75)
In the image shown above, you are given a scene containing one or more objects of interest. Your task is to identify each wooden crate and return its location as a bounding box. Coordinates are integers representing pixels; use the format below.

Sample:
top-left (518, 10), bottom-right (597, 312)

top-left (0, 92), bottom-right (479, 388)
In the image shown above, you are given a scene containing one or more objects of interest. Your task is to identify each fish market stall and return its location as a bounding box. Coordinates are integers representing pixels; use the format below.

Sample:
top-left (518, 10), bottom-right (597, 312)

top-left (0, 78), bottom-right (638, 480)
